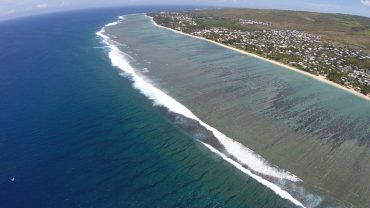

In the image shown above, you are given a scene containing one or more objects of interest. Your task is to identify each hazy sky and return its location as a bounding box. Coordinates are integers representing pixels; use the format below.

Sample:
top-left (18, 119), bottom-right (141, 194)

top-left (1, 0), bottom-right (370, 21)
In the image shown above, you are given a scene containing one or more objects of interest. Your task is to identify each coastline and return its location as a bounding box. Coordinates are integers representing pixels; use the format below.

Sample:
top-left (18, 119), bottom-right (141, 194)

top-left (99, 17), bottom-right (307, 207)
top-left (147, 15), bottom-right (370, 102)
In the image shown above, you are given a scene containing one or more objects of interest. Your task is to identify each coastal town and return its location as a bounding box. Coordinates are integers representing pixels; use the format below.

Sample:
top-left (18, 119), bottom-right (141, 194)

top-left (148, 11), bottom-right (370, 96)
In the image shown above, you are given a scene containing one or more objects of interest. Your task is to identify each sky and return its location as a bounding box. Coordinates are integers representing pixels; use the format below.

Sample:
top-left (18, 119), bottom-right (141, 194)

top-left (1, 0), bottom-right (370, 21)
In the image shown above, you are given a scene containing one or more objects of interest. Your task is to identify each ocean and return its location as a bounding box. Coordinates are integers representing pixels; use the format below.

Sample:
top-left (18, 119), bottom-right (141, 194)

top-left (0, 6), bottom-right (296, 208)
top-left (101, 13), bottom-right (370, 207)
top-left (1, 6), bottom-right (369, 208)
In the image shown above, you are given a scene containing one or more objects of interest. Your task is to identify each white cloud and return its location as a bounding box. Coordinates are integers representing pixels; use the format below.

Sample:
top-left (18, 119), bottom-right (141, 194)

top-left (36, 3), bottom-right (48, 9)
top-left (2, 9), bottom-right (15, 15)
top-left (0, 0), bottom-right (16, 3)
top-left (361, 0), bottom-right (370, 7)
top-left (60, 2), bottom-right (71, 7)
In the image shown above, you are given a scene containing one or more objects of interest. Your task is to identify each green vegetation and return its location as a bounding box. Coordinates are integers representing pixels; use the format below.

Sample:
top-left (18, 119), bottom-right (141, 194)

top-left (361, 29), bottom-right (370, 36)
top-left (327, 70), bottom-right (344, 84)
top-left (341, 20), bottom-right (362, 28)
top-left (148, 9), bottom-right (370, 96)
top-left (345, 57), bottom-right (370, 69)
top-left (193, 9), bottom-right (370, 53)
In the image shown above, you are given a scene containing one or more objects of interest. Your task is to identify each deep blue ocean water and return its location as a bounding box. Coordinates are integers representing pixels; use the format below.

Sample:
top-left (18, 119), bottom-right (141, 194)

top-left (0, 7), bottom-right (298, 208)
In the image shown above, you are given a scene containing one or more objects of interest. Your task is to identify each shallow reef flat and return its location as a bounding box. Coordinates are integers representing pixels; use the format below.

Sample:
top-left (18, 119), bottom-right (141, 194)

top-left (105, 14), bottom-right (370, 207)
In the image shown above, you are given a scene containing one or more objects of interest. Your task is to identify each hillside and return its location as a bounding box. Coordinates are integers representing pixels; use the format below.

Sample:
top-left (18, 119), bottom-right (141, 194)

top-left (193, 8), bottom-right (370, 54)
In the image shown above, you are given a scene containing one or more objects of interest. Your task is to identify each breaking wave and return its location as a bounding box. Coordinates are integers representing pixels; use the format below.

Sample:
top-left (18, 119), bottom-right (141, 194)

top-left (96, 15), bottom-right (305, 207)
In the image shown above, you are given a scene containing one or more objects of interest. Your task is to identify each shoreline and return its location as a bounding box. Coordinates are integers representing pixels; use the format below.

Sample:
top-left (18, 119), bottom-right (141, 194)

top-left (99, 18), bottom-right (307, 207)
top-left (146, 15), bottom-right (370, 102)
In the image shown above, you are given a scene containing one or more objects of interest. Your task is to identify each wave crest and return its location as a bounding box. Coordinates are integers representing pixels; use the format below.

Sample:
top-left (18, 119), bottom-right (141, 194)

top-left (96, 16), bottom-right (305, 207)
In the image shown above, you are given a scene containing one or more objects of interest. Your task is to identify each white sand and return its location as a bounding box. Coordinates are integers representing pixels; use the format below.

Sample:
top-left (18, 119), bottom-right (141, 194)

top-left (147, 15), bottom-right (370, 102)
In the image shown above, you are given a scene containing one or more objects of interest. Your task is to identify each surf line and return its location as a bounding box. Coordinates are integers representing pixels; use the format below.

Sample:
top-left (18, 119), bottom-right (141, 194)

top-left (96, 16), bottom-right (305, 208)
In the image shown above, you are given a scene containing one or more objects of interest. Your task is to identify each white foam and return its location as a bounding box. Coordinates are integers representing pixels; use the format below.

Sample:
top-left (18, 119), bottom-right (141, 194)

top-left (105, 22), bottom-right (118, 27)
top-left (201, 142), bottom-right (304, 207)
top-left (96, 16), bottom-right (305, 207)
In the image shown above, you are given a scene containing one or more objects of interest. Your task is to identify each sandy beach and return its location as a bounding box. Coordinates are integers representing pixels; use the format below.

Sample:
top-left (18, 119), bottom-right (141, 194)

top-left (108, 15), bottom-right (370, 207)
top-left (147, 15), bottom-right (370, 103)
